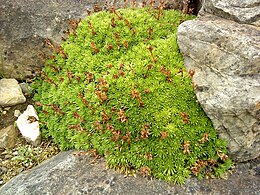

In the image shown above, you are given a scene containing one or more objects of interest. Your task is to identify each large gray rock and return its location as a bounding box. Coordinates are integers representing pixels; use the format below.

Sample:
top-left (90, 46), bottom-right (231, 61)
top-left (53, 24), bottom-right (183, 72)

top-left (0, 79), bottom-right (26, 107)
top-left (200, 0), bottom-right (260, 26)
top-left (177, 14), bottom-right (260, 162)
top-left (0, 151), bottom-right (259, 194)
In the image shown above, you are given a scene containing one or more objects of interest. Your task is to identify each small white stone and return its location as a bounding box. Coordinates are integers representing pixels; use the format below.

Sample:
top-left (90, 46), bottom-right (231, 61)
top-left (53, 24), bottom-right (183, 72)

top-left (14, 110), bottom-right (21, 117)
top-left (2, 111), bottom-right (7, 115)
top-left (16, 105), bottom-right (41, 145)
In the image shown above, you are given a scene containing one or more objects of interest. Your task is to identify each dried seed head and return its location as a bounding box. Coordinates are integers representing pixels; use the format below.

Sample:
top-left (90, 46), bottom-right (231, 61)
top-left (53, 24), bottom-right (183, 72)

top-left (140, 166), bottom-right (151, 177)
top-left (141, 124), bottom-right (150, 139)
top-left (145, 153), bottom-right (153, 160)
top-left (217, 150), bottom-right (229, 161)
top-left (183, 141), bottom-right (191, 154)
top-left (94, 120), bottom-right (102, 130)
top-left (160, 131), bottom-right (167, 139)
top-left (73, 112), bottom-right (80, 119)
top-left (167, 77), bottom-right (172, 83)
top-left (101, 110), bottom-right (110, 123)
top-left (120, 63), bottom-right (125, 69)
top-left (118, 109), bottom-right (127, 123)
top-left (201, 133), bottom-right (209, 143)
top-left (132, 28), bottom-right (136, 35)
top-left (188, 70), bottom-right (195, 78)
top-left (111, 130), bottom-right (121, 141)
top-left (144, 89), bottom-right (150, 94)
top-left (123, 41), bottom-right (129, 49)
top-left (131, 88), bottom-right (139, 99)
top-left (106, 123), bottom-right (115, 131)
top-left (107, 44), bottom-right (113, 51)
top-left (35, 102), bottom-right (44, 107)
top-left (111, 17), bottom-right (116, 28)
top-left (147, 64), bottom-right (153, 70)
top-left (147, 45), bottom-right (154, 52)
top-left (27, 116), bottom-right (38, 123)
top-left (118, 70), bottom-right (125, 77)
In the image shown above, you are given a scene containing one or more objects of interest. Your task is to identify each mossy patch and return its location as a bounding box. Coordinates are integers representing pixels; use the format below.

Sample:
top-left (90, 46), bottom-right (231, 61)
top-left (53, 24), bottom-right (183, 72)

top-left (33, 7), bottom-right (232, 184)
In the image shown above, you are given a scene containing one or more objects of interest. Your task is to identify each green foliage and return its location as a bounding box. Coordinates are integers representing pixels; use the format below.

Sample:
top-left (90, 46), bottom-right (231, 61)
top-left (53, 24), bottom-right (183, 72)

top-left (0, 141), bottom-right (59, 186)
top-left (33, 7), bottom-right (232, 184)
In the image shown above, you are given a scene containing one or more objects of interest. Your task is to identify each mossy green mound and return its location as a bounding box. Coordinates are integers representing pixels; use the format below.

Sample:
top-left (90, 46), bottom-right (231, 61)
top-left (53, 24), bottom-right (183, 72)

top-left (34, 7), bottom-right (232, 184)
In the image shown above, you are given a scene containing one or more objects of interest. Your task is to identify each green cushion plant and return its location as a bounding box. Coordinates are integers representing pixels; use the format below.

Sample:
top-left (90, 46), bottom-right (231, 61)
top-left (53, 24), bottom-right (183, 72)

top-left (33, 5), bottom-right (232, 184)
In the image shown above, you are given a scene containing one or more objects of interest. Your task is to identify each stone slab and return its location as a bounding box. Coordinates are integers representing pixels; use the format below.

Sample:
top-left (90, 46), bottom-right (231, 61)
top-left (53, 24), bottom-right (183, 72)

top-left (0, 151), bottom-right (259, 194)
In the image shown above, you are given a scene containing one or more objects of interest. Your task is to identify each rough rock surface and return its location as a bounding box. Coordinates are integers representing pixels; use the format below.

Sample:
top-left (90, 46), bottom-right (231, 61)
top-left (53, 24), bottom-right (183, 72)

top-left (0, 0), bottom-right (192, 80)
top-left (0, 125), bottom-right (18, 148)
top-left (16, 105), bottom-right (40, 146)
top-left (178, 13), bottom-right (260, 161)
top-left (200, 0), bottom-right (260, 26)
top-left (0, 0), bottom-right (89, 79)
top-left (178, 15), bottom-right (260, 161)
top-left (0, 150), bottom-right (259, 195)
top-left (0, 79), bottom-right (26, 107)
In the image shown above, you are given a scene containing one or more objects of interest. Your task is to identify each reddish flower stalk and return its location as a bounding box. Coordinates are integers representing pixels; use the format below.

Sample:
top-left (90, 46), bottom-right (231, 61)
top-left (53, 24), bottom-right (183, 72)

top-left (157, 0), bottom-right (165, 20)
top-left (114, 32), bottom-right (121, 49)
top-left (88, 21), bottom-right (96, 36)
top-left (91, 41), bottom-right (99, 53)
